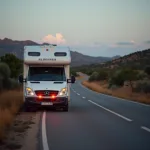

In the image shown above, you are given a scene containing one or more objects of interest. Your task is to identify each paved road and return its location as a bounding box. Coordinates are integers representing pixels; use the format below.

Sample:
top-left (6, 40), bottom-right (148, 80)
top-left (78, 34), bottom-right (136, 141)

top-left (39, 80), bottom-right (150, 150)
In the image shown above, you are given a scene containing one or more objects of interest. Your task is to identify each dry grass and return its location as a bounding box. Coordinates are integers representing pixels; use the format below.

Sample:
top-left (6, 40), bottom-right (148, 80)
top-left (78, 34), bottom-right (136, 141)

top-left (82, 81), bottom-right (150, 104)
top-left (0, 90), bottom-right (23, 141)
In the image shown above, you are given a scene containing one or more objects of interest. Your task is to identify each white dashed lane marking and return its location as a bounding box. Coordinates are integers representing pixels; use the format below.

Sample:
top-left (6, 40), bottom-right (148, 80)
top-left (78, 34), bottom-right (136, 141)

top-left (88, 100), bottom-right (132, 122)
top-left (141, 126), bottom-right (150, 133)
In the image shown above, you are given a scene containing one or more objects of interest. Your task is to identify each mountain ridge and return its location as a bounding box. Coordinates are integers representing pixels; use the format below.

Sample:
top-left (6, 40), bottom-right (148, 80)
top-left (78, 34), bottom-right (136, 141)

top-left (0, 38), bottom-right (120, 66)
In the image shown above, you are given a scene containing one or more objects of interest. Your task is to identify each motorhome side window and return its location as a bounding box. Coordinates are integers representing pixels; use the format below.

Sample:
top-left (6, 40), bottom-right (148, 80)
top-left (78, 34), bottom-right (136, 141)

top-left (28, 67), bottom-right (66, 81)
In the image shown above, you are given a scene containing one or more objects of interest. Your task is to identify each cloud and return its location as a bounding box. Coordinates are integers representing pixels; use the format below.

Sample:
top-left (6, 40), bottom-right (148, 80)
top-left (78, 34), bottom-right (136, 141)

top-left (42, 33), bottom-right (66, 44)
top-left (116, 40), bottom-right (135, 46)
top-left (145, 40), bottom-right (150, 44)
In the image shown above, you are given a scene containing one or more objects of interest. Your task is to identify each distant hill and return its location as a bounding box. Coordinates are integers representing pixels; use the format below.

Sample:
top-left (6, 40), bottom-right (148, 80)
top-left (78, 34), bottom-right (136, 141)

top-left (70, 51), bottom-right (117, 66)
top-left (0, 38), bottom-right (120, 66)
top-left (100, 48), bottom-right (150, 70)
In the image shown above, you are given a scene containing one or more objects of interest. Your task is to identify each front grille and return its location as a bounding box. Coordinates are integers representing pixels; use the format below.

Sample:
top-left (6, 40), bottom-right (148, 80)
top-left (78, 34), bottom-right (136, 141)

top-left (35, 90), bottom-right (59, 96)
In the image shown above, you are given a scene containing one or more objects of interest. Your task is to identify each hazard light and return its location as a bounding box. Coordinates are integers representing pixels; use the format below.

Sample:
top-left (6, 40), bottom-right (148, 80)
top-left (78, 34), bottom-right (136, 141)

top-left (51, 95), bottom-right (56, 99)
top-left (38, 95), bottom-right (42, 99)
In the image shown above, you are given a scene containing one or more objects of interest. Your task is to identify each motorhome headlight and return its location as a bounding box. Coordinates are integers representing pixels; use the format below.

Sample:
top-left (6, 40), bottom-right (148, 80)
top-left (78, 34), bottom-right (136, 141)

top-left (58, 87), bottom-right (67, 96)
top-left (26, 87), bottom-right (34, 96)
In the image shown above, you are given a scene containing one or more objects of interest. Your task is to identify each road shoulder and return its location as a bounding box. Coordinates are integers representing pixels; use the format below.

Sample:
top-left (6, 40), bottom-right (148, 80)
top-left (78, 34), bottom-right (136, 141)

top-left (0, 111), bottom-right (41, 150)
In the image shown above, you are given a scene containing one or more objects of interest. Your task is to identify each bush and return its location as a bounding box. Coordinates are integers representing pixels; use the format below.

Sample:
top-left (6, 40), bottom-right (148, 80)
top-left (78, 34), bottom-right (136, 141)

top-left (97, 70), bottom-right (108, 80)
top-left (7, 78), bottom-right (20, 90)
top-left (134, 81), bottom-right (150, 93)
top-left (0, 62), bottom-right (20, 91)
top-left (144, 66), bottom-right (150, 76)
top-left (0, 62), bottom-right (11, 79)
top-left (0, 74), bottom-right (3, 91)
top-left (70, 70), bottom-right (79, 77)
top-left (137, 71), bottom-right (148, 80)
top-left (109, 70), bottom-right (124, 86)
top-left (0, 54), bottom-right (23, 78)
top-left (86, 70), bottom-right (93, 76)
top-left (88, 72), bottom-right (99, 82)
top-left (0, 63), bottom-right (11, 90)
top-left (109, 68), bottom-right (138, 87)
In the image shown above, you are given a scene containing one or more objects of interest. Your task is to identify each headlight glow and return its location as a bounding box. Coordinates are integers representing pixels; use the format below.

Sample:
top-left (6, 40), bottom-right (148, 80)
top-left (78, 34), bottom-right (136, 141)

top-left (58, 87), bottom-right (67, 96)
top-left (26, 87), bottom-right (34, 96)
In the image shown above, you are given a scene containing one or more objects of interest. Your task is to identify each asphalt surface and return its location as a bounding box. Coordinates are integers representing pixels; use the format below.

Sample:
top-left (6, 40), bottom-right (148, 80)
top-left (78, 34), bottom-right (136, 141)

top-left (40, 80), bottom-right (150, 150)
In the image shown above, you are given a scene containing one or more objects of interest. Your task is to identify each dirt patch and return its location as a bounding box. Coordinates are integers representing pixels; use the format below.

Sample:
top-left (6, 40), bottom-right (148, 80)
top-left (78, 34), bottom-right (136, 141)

top-left (82, 81), bottom-right (150, 104)
top-left (0, 111), bottom-right (41, 150)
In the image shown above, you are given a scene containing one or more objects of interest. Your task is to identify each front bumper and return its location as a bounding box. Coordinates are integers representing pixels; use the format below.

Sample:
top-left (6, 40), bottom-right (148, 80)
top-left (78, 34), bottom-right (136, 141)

top-left (25, 96), bottom-right (68, 107)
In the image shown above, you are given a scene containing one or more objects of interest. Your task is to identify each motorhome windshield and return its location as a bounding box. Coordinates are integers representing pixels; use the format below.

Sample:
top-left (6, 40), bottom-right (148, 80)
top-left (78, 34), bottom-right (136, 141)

top-left (28, 67), bottom-right (66, 81)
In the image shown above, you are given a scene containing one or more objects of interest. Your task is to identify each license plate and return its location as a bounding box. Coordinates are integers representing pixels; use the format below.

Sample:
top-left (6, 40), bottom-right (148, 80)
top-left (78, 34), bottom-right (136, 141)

top-left (41, 102), bottom-right (53, 105)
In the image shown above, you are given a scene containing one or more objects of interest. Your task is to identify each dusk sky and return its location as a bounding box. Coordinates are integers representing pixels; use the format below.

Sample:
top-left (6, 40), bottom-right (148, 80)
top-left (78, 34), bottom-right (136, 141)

top-left (0, 0), bottom-right (150, 57)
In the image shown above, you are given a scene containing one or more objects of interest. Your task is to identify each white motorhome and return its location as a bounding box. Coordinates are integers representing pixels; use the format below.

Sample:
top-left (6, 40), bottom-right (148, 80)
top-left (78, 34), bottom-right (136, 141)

top-left (18, 45), bottom-right (75, 112)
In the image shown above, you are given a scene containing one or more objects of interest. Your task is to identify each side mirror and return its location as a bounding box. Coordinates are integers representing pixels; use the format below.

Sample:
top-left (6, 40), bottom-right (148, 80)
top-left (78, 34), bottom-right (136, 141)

top-left (71, 76), bottom-right (76, 83)
top-left (18, 74), bottom-right (26, 83)
top-left (67, 76), bottom-right (76, 83)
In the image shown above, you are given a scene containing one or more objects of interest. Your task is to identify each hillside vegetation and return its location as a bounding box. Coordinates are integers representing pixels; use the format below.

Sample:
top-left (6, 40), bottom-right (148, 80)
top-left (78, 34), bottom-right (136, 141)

top-left (0, 54), bottom-right (23, 141)
top-left (71, 48), bottom-right (150, 104)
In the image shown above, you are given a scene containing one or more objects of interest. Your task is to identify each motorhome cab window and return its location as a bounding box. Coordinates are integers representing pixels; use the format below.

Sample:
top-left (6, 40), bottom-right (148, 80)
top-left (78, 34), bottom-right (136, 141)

top-left (28, 67), bottom-right (66, 81)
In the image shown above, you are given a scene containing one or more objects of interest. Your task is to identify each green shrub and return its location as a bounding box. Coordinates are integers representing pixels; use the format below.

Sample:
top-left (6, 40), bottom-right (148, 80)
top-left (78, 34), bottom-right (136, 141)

top-left (0, 54), bottom-right (23, 78)
top-left (97, 70), bottom-right (108, 80)
top-left (0, 62), bottom-right (11, 79)
top-left (86, 70), bottom-right (93, 76)
top-left (0, 73), bottom-right (3, 91)
top-left (8, 78), bottom-right (20, 90)
top-left (137, 71), bottom-right (148, 80)
top-left (88, 72), bottom-right (99, 82)
top-left (134, 81), bottom-right (150, 93)
top-left (109, 70), bottom-right (124, 86)
top-left (71, 70), bottom-right (79, 77)
top-left (109, 68), bottom-right (138, 86)
top-left (0, 62), bottom-right (20, 91)
top-left (144, 66), bottom-right (150, 76)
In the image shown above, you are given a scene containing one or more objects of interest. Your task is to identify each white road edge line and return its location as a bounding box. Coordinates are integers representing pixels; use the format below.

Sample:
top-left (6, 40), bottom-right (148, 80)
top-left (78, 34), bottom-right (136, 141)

top-left (88, 100), bottom-right (132, 122)
top-left (82, 97), bottom-right (86, 99)
top-left (141, 126), bottom-right (150, 133)
top-left (77, 93), bottom-right (80, 95)
top-left (80, 83), bottom-right (150, 107)
top-left (42, 111), bottom-right (49, 150)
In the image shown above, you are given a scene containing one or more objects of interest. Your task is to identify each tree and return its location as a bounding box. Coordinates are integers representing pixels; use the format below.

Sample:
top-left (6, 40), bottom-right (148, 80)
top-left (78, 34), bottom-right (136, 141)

top-left (110, 68), bottom-right (138, 91)
top-left (0, 62), bottom-right (11, 79)
top-left (97, 70), bottom-right (108, 80)
top-left (0, 54), bottom-right (23, 78)
top-left (0, 62), bottom-right (11, 90)
top-left (88, 72), bottom-right (99, 82)
top-left (144, 66), bottom-right (150, 76)
top-left (122, 69), bottom-right (138, 91)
